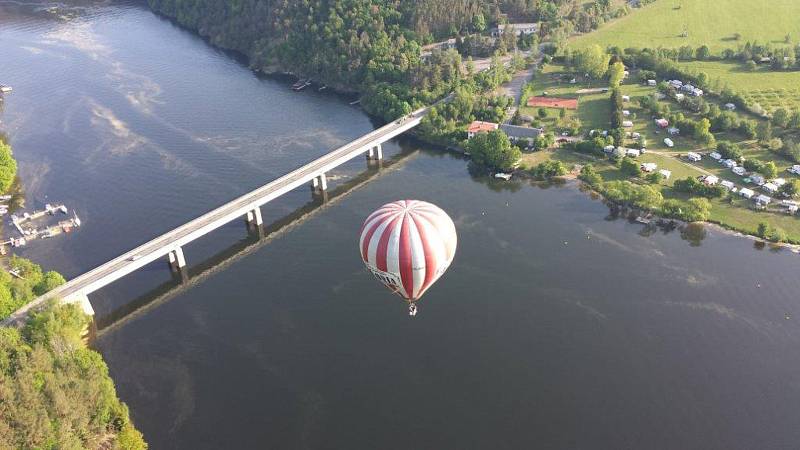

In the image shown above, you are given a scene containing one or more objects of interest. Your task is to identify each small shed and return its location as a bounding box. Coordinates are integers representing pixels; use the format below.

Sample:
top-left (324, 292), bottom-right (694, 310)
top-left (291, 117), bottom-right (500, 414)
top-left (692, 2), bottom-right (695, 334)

top-left (721, 180), bottom-right (735, 190)
top-left (658, 169), bottom-right (672, 179)
top-left (647, 79), bottom-right (657, 86)
top-left (724, 103), bottom-right (736, 111)
top-left (664, 138), bottom-right (674, 148)
top-left (622, 120), bottom-right (634, 128)
top-left (626, 148), bottom-right (641, 157)
top-left (732, 166), bottom-right (747, 176)
top-left (739, 188), bottom-right (755, 199)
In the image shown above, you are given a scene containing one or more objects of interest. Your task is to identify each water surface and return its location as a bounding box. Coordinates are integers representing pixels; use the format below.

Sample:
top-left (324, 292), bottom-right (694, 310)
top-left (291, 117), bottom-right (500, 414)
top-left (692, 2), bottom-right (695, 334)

top-left (3, 2), bottom-right (800, 449)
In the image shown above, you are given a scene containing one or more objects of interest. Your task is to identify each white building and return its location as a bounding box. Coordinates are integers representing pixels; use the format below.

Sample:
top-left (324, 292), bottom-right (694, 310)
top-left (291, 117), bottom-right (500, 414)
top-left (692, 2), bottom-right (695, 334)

top-left (721, 180), bottom-right (736, 190)
top-left (626, 148), bottom-right (641, 157)
top-left (739, 187), bottom-right (755, 199)
top-left (648, 79), bottom-right (657, 86)
top-left (491, 23), bottom-right (538, 37)
top-left (703, 175), bottom-right (719, 185)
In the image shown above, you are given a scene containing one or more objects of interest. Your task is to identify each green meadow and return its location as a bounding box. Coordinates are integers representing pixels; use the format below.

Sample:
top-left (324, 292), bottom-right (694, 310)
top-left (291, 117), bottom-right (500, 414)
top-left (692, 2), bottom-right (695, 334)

top-left (570, 0), bottom-right (800, 52)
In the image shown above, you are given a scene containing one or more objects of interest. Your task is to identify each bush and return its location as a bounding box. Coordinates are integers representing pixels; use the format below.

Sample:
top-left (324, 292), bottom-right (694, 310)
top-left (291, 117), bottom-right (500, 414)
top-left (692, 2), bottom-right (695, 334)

top-left (661, 198), bottom-right (711, 222)
top-left (619, 157), bottom-right (642, 177)
top-left (673, 176), bottom-right (725, 198)
top-left (599, 180), bottom-right (663, 210)
top-left (579, 164), bottom-right (603, 186)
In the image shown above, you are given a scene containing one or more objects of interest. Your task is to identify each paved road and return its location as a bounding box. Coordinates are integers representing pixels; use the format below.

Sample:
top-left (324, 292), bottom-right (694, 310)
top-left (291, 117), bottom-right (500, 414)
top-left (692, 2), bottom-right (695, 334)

top-left (2, 107), bottom-right (430, 326)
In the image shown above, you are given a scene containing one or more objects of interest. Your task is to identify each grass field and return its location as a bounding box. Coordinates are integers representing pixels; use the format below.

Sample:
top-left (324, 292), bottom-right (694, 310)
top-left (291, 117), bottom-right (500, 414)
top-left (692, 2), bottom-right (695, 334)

top-left (680, 61), bottom-right (800, 113)
top-left (518, 64), bottom-right (612, 131)
top-left (570, 0), bottom-right (800, 52)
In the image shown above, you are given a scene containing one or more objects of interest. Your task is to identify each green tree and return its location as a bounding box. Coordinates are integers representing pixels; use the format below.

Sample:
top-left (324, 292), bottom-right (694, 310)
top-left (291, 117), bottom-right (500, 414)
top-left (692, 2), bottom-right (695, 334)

top-left (607, 61), bottom-right (625, 88)
top-left (538, 108), bottom-right (548, 119)
top-left (575, 44), bottom-right (611, 80)
top-left (531, 160), bottom-right (567, 179)
top-left (466, 130), bottom-right (521, 171)
top-left (471, 13), bottom-right (486, 33)
top-left (0, 141), bottom-right (17, 193)
top-left (759, 161), bottom-right (778, 179)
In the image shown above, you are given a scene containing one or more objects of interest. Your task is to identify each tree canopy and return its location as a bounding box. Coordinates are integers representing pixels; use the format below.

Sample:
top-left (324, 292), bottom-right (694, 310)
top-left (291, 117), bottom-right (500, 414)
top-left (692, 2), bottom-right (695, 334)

top-left (0, 303), bottom-right (147, 449)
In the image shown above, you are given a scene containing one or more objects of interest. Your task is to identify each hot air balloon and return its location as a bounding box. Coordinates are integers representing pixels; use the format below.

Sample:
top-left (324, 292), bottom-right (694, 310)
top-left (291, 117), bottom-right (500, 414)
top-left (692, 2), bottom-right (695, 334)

top-left (359, 200), bottom-right (457, 316)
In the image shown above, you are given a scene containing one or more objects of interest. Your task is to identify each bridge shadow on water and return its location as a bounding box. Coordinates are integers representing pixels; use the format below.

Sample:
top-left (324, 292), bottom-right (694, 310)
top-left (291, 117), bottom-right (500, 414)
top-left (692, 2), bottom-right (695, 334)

top-left (94, 146), bottom-right (428, 335)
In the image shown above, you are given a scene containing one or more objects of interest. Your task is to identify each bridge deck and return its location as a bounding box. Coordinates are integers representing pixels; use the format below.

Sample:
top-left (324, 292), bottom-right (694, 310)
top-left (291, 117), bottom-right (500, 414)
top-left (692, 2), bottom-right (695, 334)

top-left (2, 107), bottom-right (428, 326)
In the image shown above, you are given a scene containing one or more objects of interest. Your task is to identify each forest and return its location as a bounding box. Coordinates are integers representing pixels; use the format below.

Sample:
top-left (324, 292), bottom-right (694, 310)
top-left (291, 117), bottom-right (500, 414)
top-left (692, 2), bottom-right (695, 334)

top-left (148, 0), bottom-right (629, 119)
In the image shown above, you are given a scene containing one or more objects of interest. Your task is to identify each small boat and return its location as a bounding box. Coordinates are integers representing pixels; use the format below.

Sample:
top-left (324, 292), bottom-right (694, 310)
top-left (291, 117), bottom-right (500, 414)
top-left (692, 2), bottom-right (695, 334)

top-left (494, 173), bottom-right (512, 181)
top-left (349, 99), bottom-right (361, 106)
top-left (291, 79), bottom-right (311, 91)
top-left (0, 195), bottom-right (12, 201)
top-left (0, 85), bottom-right (11, 94)
top-left (318, 84), bottom-right (327, 91)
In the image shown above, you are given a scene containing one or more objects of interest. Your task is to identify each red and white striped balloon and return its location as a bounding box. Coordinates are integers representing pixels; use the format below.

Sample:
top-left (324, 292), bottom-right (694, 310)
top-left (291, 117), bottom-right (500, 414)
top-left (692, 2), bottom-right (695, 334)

top-left (359, 200), bottom-right (457, 303)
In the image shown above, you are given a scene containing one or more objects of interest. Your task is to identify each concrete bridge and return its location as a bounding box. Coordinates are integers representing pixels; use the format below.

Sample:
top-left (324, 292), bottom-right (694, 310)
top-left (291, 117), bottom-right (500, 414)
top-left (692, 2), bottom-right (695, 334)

top-left (2, 107), bottom-right (428, 326)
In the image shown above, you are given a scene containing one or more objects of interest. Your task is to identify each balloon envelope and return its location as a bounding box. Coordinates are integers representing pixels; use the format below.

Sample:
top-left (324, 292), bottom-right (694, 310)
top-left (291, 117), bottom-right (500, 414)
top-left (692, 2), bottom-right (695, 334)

top-left (359, 200), bottom-right (457, 302)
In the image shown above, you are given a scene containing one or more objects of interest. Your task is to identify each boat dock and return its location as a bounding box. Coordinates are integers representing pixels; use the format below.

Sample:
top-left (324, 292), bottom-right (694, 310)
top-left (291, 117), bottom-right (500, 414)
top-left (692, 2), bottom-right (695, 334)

top-left (6, 203), bottom-right (81, 248)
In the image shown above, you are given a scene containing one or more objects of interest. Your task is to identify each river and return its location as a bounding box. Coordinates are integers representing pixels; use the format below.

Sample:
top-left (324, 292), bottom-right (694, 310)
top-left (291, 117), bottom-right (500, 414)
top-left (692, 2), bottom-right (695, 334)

top-left (3, 2), bottom-right (800, 449)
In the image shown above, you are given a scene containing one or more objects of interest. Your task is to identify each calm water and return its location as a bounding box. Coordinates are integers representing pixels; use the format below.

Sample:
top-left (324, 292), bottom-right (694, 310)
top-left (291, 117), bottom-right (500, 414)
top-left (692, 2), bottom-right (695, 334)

top-left (4, 2), bottom-right (800, 450)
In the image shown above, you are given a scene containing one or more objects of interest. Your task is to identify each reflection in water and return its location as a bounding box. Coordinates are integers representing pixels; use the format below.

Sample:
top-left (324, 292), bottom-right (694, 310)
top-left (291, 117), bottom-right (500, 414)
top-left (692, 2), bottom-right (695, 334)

top-left (680, 222), bottom-right (708, 247)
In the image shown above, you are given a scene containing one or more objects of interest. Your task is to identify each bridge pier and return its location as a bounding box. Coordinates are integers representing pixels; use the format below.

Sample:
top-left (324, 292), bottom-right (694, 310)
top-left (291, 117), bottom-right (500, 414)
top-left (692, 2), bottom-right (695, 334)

top-left (367, 143), bottom-right (383, 160)
top-left (168, 247), bottom-right (186, 271)
top-left (311, 173), bottom-right (328, 191)
top-left (65, 293), bottom-right (95, 317)
top-left (246, 207), bottom-right (263, 228)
